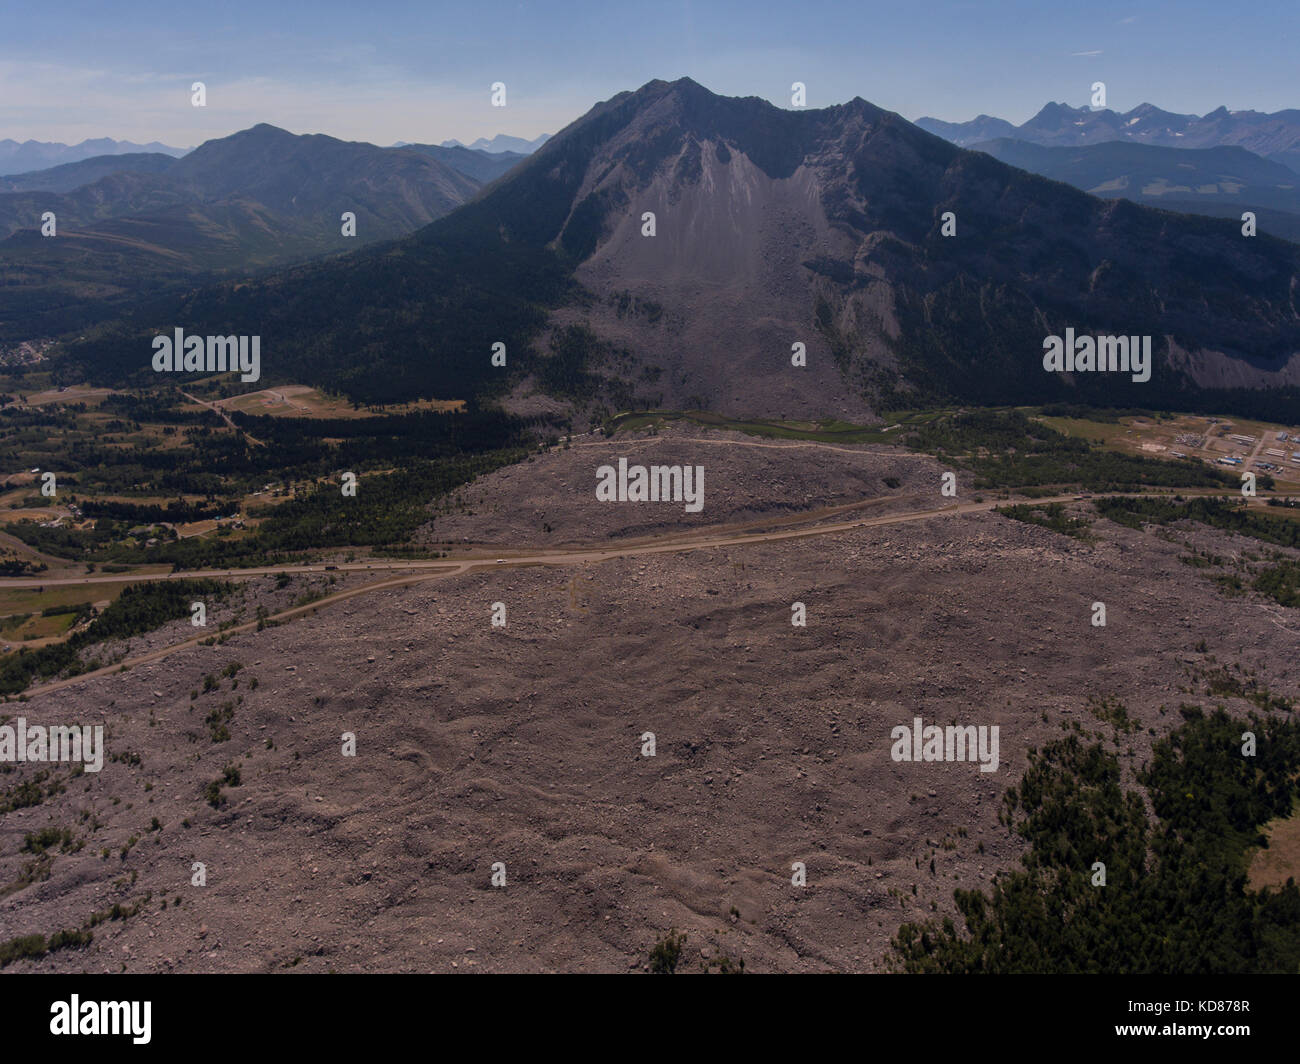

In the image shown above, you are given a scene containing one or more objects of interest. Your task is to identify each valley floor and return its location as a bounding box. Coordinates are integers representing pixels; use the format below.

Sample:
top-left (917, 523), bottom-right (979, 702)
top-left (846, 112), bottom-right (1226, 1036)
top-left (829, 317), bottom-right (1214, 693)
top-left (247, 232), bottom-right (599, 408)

top-left (1, 431), bottom-right (1298, 972)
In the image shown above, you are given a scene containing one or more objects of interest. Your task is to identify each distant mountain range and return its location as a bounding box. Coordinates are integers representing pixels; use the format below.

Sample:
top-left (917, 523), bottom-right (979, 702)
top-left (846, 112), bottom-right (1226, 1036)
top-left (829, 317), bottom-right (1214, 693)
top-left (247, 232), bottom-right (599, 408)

top-left (439, 133), bottom-right (552, 154)
top-left (916, 103), bottom-right (1300, 173)
top-left (969, 139), bottom-right (1300, 244)
top-left (915, 103), bottom-right (1300, 244)
top-left (58, 79), bottom-right (1300, 423)
top-left (395, 143), bottom-right (525, 183)
top-left (0, 137), bottom-right (190, 176)
top-left (0, 125), bottom-right (530, 340)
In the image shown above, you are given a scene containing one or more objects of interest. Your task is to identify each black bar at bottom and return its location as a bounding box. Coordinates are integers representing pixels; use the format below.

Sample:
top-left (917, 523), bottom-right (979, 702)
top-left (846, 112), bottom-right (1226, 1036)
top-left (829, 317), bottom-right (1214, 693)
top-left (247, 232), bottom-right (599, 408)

top-left (0, 973), bottom-right (1290, 1052)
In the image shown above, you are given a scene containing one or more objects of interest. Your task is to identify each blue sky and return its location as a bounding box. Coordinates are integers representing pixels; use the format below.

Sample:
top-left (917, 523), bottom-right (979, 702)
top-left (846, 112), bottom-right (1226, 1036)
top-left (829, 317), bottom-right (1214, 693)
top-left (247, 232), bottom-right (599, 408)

top-left (2, 0), bottom-right (1295, 148)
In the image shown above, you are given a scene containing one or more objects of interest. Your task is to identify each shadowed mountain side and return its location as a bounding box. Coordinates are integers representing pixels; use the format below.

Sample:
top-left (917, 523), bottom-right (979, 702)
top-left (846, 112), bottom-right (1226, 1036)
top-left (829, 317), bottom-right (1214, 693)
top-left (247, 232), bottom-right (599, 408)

top-left (0, 153), bottom-right (180, 194)
top-left (0, 126), bottom-right (486, 342)
top-left (55, 80), bottom-right (1300, 419)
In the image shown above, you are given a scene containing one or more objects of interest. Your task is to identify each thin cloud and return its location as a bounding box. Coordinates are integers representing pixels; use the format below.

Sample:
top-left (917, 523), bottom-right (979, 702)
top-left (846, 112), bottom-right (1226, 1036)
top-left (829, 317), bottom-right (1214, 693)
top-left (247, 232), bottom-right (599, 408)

top-left (1071, 50), bottom-right (1104, 57)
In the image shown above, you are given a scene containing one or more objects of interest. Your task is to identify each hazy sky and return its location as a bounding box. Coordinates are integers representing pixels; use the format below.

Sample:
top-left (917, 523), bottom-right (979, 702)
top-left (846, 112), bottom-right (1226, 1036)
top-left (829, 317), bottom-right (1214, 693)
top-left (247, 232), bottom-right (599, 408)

top-left (2, 0), bottom-right (1295, 148)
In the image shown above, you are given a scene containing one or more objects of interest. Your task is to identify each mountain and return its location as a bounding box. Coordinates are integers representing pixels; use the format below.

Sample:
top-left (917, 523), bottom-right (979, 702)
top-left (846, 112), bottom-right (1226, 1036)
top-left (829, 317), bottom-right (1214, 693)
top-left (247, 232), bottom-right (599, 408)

top-left (0, 137), bottom-right (189, 175)
top-left (161, 124), bottom-right (479, 219)
top-left (57, 79), bottom-right (1300, 421)
top-left (397, 143), bottom-right (525, 183)
top-left (0, 125), bottom-right (483, 341)
top-left (1015, 101), bottom-right (1185, 146)
top-left (0, 125), bottom-right (481, 246)
top-left (969, 139), bottom-right (1300, 243)
top-left (440, 133), bottom-right (551, 154)
top-left (0, 170), bottom-right (189, 237)
top-left (0, 152), bottom-right (180, 194)
top-left (919, 102), bottom-right (1300, 173)
top-left (913, 114), bottom-right (1016, 145)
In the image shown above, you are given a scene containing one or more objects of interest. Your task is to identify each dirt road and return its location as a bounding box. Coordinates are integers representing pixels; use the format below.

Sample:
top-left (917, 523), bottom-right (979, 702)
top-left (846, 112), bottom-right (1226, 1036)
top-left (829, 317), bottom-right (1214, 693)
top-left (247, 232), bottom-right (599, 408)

top-left (182, 390), bottom-right (264, 447)
top-left (16, 491), bottom-right (1078, 695)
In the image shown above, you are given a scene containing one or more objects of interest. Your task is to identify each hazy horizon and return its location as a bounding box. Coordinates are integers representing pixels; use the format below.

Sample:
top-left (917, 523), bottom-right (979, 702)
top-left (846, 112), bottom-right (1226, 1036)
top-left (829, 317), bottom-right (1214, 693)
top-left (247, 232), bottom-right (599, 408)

top-left (5, 83), bottom-right (1299, 159)
top-left (3, 1), bottom-right (1296, 146)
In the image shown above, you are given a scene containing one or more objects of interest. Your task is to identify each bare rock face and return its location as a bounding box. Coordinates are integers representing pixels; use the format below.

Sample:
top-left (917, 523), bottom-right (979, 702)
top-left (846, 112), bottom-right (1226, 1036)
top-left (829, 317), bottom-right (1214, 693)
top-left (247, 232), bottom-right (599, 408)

top-left (564, 134), bottom-right (873, 420)
top-left (59, 78), bottom-right (1300, 416)
top-left (511, 78), bottom-right (1300, 416)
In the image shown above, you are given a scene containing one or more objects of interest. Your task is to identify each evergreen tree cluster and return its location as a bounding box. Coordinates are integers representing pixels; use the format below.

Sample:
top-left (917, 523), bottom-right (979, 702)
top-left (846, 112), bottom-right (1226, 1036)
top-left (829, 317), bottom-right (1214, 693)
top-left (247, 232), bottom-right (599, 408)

top-left (893, 707), bottom-right (1300, 973)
